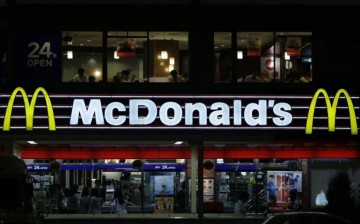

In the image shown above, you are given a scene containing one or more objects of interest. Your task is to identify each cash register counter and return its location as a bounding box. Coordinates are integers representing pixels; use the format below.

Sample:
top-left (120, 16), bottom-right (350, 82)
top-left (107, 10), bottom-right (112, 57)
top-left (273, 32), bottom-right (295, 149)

top-left (44, 212), bottom-right (266, 224)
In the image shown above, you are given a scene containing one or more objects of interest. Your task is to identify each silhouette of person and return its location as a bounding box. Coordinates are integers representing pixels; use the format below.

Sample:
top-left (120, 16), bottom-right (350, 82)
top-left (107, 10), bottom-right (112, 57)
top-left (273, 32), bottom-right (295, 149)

top-left (89, 76), bottom-right (96, 82)
top-left (73, 68), bottom-right (89, 82)
top-left (169, 69), bottom-right (182, 82)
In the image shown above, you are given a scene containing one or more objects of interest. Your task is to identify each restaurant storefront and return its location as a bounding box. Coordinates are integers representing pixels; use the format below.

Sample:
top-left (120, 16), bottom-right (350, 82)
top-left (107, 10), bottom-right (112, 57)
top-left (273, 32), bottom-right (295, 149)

top-left (0, 86), bottom-right (359, 217)
top-left (1, 1), bottom-right (360, 223)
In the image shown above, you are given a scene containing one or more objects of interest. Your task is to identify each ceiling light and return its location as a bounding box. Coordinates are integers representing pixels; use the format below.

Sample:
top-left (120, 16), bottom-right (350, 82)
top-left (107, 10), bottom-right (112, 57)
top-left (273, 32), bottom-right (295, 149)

top-left (217, 159), bottom-right (224, 164)
top-left (174, 141), bottom-right (183, 145)
top-left (67, 51), bottom-right (73, 59)
top-left (237, 51), bottom-right (243, 59)
top-left (285, 52), bottom-right (290, 60)
top-left (161, 51), bottom-right (168, 59)
top-left (114, 51), bottom-right (119, 59)
top-left (27, 141), bottom-right (37, 145)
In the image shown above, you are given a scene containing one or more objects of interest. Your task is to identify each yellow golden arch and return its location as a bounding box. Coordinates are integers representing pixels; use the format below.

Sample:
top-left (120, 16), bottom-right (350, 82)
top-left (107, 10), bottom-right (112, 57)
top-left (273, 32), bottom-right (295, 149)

top-left (305, 88), bottom-right (358, 135)
top-left (3, 87), bottom-right (56, 131)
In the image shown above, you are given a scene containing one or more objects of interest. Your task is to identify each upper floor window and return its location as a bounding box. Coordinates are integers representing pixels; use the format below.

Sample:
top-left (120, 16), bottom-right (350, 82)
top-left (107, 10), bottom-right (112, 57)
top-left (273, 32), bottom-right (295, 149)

top-left (62, 31), bottom-right (189, 83)
top-left (62, 31), bottom-right (103, 83)
top-left (214, 31), bottom-right (312, 84)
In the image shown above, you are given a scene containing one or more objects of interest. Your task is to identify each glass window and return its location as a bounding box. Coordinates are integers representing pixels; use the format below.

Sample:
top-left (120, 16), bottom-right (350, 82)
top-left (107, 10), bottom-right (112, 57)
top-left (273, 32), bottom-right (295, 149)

top-left (237, 32), bottom-right (274, 83)
top-left (214, 31), bottom-right (312, 84)
top-left (148, 31), bottom-right (189, 83)
top-left (62, 31), bottom-right (103, 82)
top-left (276, 32), bottom-right (312, 83)
top-left (107, 31), bottom-right (147, 83)
top-left (107, 31), bottom-right (189, 83)
top-left (214, 32), bottom-right (232, 83)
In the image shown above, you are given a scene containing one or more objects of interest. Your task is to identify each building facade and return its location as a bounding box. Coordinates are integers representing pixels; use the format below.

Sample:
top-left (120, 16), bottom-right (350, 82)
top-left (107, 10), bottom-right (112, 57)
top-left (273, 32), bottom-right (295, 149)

top-left (0, 1), bottom-right (360, 222)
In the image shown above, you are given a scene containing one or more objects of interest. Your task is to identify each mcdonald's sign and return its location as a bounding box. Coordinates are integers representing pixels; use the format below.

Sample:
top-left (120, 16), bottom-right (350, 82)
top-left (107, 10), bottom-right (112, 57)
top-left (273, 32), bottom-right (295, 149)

top-left (0, 87), bottom-right (358, 135)
top-left (2, 87), bottom-right (56, 131)
top-left (305, 88), bottom-right (358, 135)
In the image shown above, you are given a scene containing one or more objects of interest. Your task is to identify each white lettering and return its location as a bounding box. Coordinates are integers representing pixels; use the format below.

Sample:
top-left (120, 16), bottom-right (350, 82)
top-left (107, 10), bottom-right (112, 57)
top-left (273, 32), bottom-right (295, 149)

top-left (244, 100), bottom-right (267, 126)
top-left (27, 59), bottom-right (53, 67)
top-left (209, 102), bottom-right (230, 125)
top-left (104, 102), bottom-right (126, 126)
top-left (129, 99), bottom-right (157, 125)
top-left (185, 103), bottom-right (207, 125)
top-left (68, 98), bottom-right (294, 128)
top-left (233, 100), bottom-right (242, 125)
top-left (272, 102), bottom-right (292, 126)
top-left (159, 102), bottom-right (182, 126)
top-left (70, 99), bottom-right (104, 125)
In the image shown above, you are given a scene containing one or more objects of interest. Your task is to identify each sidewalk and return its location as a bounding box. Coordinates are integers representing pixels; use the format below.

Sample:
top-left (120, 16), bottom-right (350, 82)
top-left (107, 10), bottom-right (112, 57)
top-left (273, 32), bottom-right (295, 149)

top-left (44, 213), bottom-right (266, 224)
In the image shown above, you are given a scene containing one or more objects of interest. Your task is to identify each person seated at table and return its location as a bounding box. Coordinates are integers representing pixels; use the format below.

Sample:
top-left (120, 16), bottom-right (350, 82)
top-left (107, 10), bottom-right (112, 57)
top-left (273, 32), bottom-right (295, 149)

top-left (73, 67), bottom-right (89, 82)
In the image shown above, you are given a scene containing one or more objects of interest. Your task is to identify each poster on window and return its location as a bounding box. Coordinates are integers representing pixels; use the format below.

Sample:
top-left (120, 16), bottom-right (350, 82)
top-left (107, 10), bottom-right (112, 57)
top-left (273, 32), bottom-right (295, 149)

top-left (266, 171), bottom-right (302, 212)
top-left (154, 196), bottom-right (174, 213)
top-left (286, 37), bottom-right (302, 56)
top-left (154, 175), bottom-right (174, 196)
top-left (260, 57), bottom-right (281, 81)
top-left (247, 37), bottom-right (262, 57)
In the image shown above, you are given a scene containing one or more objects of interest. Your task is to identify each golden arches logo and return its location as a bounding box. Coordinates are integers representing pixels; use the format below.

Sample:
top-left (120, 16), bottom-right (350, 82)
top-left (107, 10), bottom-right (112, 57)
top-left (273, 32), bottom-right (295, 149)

top-left (3, 87), bottom-right (56, 131)
top-left (305, 88), bottom-right (358, 135)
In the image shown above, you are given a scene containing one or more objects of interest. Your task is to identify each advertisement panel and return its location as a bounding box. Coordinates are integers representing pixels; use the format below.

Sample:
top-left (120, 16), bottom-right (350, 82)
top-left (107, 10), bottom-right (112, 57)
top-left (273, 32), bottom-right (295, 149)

top-left (266, 170), bottom-right (302, 212)
top-left (19, 32), bottom-right (61, 85)
top-left (154, 175), bottom-right (174, 196)
top-left (154, 196), bottom-right (174, 213)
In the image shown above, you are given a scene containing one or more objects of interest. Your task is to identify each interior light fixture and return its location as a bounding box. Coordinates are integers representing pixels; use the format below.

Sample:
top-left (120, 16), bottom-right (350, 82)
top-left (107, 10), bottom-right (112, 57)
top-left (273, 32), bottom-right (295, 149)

top-left (169, 64), bottom-right (175, 71)
top-left (27, 141), bottom-right (37, 145)
top-left (67, 51), bottom-right (73, 59)
top-left (169, 57), bottom-right (175, 65)
top-left (94, 70), bottom-right (101, 77)
top-left (114, 51), bottom-right (119, 59)
top-left (284, 52), bottom-right (290, 60)
top-left (174, 141), bottom-right (183, 145)
top-left (237, 51), bottom-right (243, 59)
top-left (161, 51), bottom-right (168, 59)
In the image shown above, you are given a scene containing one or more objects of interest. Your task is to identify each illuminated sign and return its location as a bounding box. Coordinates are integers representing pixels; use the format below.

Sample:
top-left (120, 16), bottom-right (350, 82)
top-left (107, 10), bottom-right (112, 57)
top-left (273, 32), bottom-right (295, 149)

top-left (69, 99), bottom-right (292, 127)
top-left (3, 87), bottom-right (55, 131)
top-left (306, 88), bottom-right (358, 135)
top-left (0, 87), bottom-right (358, 135)
top-left (26, 163), bottom-right (186, 171)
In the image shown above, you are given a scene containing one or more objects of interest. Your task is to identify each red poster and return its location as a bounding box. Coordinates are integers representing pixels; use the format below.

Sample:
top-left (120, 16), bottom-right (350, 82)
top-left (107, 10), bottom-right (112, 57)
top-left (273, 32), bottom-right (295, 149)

top-left (266, 171), bottom-right (302, 213)
top-left (247, 37), bottom-right (262, 57)
top-left (286, 37), bottom-right (302, 56)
